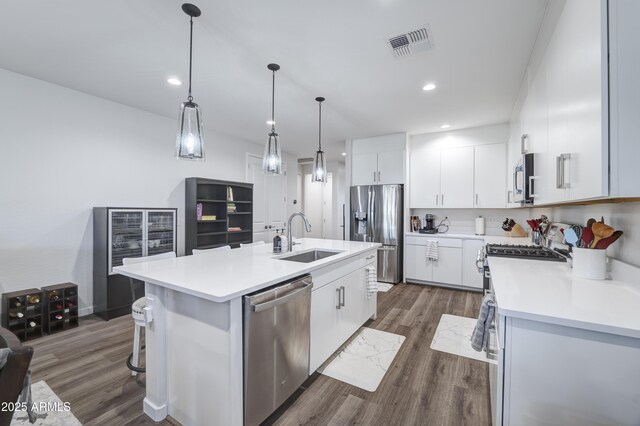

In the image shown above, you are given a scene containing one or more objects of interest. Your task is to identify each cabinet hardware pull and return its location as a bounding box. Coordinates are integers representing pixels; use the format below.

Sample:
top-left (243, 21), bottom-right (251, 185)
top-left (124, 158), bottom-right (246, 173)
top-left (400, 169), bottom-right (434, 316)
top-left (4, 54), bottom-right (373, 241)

top-left (377, 171), bottom-right (381, 182)
top-left (336, 288), bottom-right (341, 309)
top-left (528, 176), bottom-right (540, 198)
top-left (436, 194), bottom-right (438, 206)
top-left (373, 171), bottom-right (377, 182)
top-left (521, 134), bottom-right (528, 154)
top-left (441, 194), bottom-right (444, 206)
top-left (340, 286), bottom-right (346, 307)
top-left (556, 156), bottom-right (563, 189)
top-left (475, 193), bottom-right (479, 206)
top-left (365, 255), bottom-right (375, 260)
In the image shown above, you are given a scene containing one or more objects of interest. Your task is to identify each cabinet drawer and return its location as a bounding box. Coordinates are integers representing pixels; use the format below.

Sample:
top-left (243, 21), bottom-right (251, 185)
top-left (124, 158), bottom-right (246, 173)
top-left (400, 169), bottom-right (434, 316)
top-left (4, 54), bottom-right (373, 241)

top-left (405, 236), bottom-right (462, 248)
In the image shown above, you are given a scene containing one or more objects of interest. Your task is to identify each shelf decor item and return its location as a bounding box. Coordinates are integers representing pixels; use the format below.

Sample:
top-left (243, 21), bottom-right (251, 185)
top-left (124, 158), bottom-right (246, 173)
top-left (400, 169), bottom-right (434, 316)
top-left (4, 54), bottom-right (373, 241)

top-left (262, 63), bottom-right (283, 174)
top-left (312, 96), bottom-right (327, 183)
top-left (175, 3), bottom-right (205, 160)
top-left (2, 288), bottom-right (44, 341)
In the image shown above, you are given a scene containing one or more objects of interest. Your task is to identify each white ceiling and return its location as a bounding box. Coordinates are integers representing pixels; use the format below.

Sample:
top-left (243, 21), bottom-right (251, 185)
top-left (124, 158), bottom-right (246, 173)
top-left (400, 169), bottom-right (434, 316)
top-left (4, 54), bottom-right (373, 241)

top-left (0, 0), bottom-right (547, 160)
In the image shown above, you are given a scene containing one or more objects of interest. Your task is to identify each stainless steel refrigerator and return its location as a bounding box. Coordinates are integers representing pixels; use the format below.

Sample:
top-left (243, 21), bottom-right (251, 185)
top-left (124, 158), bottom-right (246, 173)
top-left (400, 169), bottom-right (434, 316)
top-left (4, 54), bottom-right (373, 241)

top-left (350, 184), bottom-right (403, 283)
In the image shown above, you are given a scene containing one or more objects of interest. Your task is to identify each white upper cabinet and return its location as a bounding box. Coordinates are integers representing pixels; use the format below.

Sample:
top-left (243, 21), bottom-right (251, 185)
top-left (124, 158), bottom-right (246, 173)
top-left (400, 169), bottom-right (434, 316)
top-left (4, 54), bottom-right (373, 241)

top-left (409, 149), bottom-right (440, 208)
top-left (351, 152), bottom-right (379, 186)
top-left (377, 150), bottom-right (405, 185)
top-left (409, 142), bottom-right (507, 209)
top-left (351, 133), bottom-right (405, 186)
top-left (440, 146), bottom-right (474, 208)
top-left (513, 0), bottom-right (610, 204)
top-left (474, 143), bottom-right (507, 208)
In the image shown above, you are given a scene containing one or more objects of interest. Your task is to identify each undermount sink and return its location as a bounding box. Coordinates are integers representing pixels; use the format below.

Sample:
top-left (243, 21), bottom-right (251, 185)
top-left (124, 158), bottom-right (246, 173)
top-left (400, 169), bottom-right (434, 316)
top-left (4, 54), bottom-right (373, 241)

top-left (277, 249), bottom-right (343, 263)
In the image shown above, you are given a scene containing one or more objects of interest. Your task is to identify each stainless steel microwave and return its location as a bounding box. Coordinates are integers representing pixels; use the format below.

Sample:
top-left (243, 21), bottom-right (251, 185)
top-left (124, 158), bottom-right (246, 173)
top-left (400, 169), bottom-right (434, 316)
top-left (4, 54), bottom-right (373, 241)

top-left (511, 153), bottom-right (535, 205)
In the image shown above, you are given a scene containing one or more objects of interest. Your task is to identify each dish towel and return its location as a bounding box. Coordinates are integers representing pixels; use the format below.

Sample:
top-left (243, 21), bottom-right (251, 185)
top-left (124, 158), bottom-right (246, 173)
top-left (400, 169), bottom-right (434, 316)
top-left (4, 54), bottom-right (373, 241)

top-left (366, 267), bottom-right (378, 298)
top-left (471, 293), bottom-right (496, 352)
top-left (425, 240), bottom-right (439, 261)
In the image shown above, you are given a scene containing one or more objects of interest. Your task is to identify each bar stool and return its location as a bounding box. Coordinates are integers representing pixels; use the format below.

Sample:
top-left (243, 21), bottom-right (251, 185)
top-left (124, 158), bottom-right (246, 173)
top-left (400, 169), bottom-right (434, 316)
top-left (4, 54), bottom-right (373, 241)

top-left (192, 245), bottom-right (231, 255)
top-left (122, 251), bottom-right (176, 376)
top-left (240, 241), bottom-right (265, 247)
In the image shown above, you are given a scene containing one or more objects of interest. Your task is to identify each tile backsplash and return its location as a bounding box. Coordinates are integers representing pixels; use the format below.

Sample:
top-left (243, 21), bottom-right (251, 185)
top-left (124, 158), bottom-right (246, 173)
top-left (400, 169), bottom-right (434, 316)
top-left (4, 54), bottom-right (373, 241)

top-left (410, 208), bottom-right (532, 236)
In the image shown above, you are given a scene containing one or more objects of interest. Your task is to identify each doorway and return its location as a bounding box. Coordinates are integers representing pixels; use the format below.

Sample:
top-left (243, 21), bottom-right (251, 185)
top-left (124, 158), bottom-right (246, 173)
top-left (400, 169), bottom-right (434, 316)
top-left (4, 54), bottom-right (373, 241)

top-left (246, 154), bottom-right (287, 243)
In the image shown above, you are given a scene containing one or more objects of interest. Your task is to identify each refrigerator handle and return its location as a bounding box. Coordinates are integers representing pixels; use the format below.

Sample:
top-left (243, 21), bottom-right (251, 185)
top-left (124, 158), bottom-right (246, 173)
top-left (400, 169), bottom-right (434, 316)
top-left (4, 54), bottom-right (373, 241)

top-left (368, 186), bottom-right (375, 242)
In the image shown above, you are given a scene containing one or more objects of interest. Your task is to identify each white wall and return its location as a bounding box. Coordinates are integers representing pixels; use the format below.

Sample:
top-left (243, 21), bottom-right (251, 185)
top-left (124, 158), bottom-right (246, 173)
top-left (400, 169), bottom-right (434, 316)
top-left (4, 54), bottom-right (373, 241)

top-left (410, 122), bottom-right (509, 151)
top-left (0, 68), bottom-right (297, 315)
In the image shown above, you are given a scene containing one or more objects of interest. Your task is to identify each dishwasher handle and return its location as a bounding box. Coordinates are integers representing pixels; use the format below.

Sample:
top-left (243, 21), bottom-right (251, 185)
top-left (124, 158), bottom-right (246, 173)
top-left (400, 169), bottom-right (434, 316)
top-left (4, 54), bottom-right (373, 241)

top-left (250, 281), bottom-right (313, 312)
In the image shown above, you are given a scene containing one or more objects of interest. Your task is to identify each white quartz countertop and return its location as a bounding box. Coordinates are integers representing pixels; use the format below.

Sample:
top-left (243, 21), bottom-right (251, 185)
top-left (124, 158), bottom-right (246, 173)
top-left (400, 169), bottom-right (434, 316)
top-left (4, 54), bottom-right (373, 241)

top-left (488, 256), bottom-right (640, 338)
top-left (113, 238), bottom-right (380, 303)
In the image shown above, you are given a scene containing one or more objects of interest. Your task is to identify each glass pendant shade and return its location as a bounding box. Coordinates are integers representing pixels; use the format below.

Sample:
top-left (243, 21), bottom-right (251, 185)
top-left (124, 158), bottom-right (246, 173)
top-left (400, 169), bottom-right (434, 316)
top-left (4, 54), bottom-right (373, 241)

top-left (262, 132), bottom-right (282, 174)
top-left (176, 101), bottom-right (205, 160)
top-left (312, 149), bottom-right (327, 183)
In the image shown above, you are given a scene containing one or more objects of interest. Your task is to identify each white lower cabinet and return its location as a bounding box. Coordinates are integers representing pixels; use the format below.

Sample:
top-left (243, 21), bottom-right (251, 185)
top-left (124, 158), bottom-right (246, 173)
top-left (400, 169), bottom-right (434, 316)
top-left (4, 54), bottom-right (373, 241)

top-left (309, 257), bottom-right (376, 373)
top-left (405, 236), bottom-right (483, 289)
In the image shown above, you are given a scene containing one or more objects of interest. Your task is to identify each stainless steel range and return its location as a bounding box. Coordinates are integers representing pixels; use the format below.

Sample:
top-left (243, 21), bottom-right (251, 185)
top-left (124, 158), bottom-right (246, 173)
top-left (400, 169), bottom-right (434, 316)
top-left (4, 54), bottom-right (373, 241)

top-left (485, 244), bottom-right (567, 262)
top-left (476, 244), bottom-right (567, 293)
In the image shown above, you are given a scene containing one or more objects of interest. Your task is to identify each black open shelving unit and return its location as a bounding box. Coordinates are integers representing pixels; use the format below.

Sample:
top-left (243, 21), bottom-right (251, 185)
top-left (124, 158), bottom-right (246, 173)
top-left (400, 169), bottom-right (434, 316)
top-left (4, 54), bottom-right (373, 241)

top-left (42, 283), bottom-right (79, 334)
top-left (185, 178), bottom-right (254, 254)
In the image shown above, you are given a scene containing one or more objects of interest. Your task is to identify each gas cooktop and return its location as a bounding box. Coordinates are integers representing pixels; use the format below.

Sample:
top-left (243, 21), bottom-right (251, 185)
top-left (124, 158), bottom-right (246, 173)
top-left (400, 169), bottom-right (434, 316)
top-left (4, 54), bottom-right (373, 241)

top-left (486, 244), bottom-right (567, 262)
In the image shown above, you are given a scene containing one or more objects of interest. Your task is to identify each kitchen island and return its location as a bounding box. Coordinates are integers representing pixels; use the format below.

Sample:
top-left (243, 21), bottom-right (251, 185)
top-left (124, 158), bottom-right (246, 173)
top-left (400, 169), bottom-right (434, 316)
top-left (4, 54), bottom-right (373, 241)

top-left (114, 238), bottom-right (380, 426)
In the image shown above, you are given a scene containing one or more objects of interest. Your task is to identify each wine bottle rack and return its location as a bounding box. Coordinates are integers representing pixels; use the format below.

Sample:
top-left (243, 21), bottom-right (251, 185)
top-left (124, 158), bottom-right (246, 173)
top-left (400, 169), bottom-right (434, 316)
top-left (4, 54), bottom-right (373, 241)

top-left (1, 288), bottom-right (44, 341)
top-left (42, 283), bottom-right (79, 335)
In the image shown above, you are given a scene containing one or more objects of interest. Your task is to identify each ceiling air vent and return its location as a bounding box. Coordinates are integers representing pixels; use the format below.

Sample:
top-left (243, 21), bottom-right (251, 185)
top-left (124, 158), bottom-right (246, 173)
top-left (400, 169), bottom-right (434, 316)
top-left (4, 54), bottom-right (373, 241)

top-left (387, 24), bottom-right (434, 58)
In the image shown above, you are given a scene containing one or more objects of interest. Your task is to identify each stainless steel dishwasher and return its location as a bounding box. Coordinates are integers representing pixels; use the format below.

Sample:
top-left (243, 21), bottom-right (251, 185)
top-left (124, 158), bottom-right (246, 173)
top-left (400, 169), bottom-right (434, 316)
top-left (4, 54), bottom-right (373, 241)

top-left (243, 275), bottom-right (312, 426)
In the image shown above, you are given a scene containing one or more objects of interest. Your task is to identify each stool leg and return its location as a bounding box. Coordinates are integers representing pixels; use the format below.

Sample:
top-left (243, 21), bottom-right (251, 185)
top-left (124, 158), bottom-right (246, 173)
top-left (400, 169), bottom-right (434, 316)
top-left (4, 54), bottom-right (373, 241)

top-left (132, 323), bottom-right (140, 377)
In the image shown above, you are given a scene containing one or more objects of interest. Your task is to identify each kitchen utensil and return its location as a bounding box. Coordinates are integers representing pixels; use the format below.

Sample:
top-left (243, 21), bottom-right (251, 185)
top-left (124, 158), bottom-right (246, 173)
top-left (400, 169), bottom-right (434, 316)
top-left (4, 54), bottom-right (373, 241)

top-left (502, 218), bottom-right (516, 232)
top-left (506, 223), bottom-right (528, 237)
top-left (570, 225), bottom-right (584, 248)
top-left (593, 230), bottom-right (623, 250)
top-left (581, 227), bottom-right (594, 248)
top-left (563, 228), bottom-right (579, 247)
top-left (591, 222), bottom-right (615, 248)
top-left (586, 218), bottom-right (596, 228)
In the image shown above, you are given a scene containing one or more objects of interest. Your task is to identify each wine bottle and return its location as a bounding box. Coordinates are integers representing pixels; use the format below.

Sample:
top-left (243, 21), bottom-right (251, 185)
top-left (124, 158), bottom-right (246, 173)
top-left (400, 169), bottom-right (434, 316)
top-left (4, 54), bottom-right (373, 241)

top-left (54, 314), bottom-right (63, 321)
top-left (29, 321), bottom-right (37, 328)
top-left (9, 312), bottom-right (24, 318)
top-left (28, 295), bottom-right (40, 304)
top-left (13, 298), bottom-right (22, 308)
top-left (67, 302), bottom-right (76, 309)
top-left (55, 304), bottom-right (63, 310)
top-left (49, 291), bottom-right (59, 301)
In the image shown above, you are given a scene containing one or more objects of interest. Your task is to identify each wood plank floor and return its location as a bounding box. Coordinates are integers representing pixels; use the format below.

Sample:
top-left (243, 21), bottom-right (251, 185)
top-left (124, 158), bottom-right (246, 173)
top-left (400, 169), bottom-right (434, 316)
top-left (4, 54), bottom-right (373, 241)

top-left (27, 283), bottom-right (490, 426)
top-left (270, 283), bottom-right (491, 426)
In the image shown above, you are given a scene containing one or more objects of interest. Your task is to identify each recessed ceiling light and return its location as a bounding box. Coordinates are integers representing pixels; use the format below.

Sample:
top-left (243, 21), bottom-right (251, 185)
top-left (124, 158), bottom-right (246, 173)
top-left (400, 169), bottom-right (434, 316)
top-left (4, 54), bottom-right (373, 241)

top-left (422, 83), bottom-right (437, 91)
top-left (342, 152), bottom-right (346, 156)
top-left (441, 124), bottom-right (451, 129)
top-left (266, 120), bottom-right (275, 125)
top-left (167, 78), bottom-right (182, 86)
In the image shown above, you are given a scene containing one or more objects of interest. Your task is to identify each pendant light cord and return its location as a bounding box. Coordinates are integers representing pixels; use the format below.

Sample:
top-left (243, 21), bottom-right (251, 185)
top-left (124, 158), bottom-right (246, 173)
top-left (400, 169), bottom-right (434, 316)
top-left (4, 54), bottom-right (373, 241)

top-left (271, 70), bottom-right (276, 133)
top-left (318, 100), bottom-right (322, 151)
top-left (188, 16), bottom-right (194, 102)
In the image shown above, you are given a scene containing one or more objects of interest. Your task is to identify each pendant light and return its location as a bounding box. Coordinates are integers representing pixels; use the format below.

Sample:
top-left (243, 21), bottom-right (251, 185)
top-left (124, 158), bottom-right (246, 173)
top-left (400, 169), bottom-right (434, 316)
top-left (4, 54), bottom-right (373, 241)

top-left (176, 3), bottom-right (205, 160)
top-left (262, 63), bottom-right (282, 174)
top-left (311, 97), bottom-right (327, 183)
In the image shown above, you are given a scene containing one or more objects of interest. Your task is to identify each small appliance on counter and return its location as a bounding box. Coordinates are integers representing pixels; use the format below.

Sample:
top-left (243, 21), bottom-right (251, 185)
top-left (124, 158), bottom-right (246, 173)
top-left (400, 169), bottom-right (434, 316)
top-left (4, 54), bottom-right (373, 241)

top-left (419, 214), bottom-right (438, 234)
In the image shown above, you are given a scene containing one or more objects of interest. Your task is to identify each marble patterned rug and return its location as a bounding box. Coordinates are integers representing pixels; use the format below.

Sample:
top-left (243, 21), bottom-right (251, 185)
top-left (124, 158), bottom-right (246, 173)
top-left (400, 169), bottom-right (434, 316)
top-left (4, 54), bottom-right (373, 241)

top-left (318, 327), bottom-right (405, 392)
top-left (430, 314), bottom-right (497, 364)
top-left (11, 381), bottom-right (82, 426)
top-left (376, 283), bottom-right (394, 293)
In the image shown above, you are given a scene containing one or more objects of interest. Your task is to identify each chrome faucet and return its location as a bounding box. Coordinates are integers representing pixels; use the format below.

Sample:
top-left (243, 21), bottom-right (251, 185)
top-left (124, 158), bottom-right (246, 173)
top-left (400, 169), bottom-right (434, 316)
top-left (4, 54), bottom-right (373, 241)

top-left (287, 212), bottom-right (312, 252)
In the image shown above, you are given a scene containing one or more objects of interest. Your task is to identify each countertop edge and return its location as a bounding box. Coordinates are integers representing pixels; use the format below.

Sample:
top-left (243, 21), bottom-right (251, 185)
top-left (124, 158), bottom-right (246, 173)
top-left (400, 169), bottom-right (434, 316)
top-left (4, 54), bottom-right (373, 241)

top-left (497, 306), bottom-right (640, 339)
top-left (113, 243), bottom-right (380, 303)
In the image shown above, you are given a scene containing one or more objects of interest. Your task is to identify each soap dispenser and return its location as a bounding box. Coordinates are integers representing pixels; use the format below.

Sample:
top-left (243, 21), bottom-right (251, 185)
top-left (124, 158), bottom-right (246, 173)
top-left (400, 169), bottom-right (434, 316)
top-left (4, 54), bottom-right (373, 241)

top-left (273, 229), bottom-right (282, 253)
